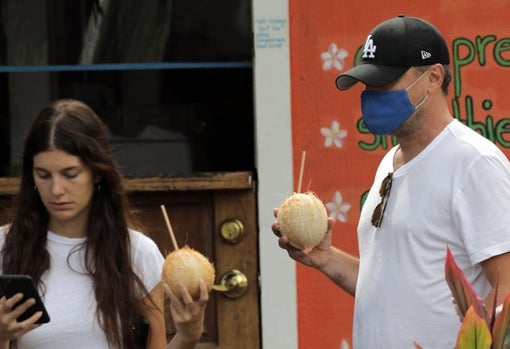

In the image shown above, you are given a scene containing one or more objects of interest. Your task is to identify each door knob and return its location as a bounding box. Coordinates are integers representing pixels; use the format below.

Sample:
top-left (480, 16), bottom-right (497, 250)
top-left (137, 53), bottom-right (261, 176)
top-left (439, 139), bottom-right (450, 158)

top-left (220, 219), bottom-right (244, 244)
top-left (212, 269), bottom-right (248, 298)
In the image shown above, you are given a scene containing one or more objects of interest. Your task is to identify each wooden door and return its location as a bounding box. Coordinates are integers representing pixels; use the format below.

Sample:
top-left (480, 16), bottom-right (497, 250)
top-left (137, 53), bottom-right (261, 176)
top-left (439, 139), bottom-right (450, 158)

top-left (0, 172), bottom-right (261, 348)
top-left (126, 172), bottom-right (260, 348)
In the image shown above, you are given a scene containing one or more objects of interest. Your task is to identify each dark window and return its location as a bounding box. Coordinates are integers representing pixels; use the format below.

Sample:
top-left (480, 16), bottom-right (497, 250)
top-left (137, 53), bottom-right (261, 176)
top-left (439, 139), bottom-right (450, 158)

top-left (0, 0), bottom-right (254, 177)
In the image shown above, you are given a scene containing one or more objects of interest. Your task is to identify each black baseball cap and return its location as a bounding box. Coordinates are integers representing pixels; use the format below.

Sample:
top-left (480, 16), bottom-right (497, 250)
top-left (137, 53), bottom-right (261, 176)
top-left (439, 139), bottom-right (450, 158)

top-left (335, 15), bottom-right (450, 90)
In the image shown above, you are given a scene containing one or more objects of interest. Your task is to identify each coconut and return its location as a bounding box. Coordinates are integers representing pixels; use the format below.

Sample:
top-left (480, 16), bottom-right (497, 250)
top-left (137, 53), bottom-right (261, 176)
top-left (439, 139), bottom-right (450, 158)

top-left (162, 246), bottom-right (215, 299)
top-left (277, 192), bottom-right (328, 252)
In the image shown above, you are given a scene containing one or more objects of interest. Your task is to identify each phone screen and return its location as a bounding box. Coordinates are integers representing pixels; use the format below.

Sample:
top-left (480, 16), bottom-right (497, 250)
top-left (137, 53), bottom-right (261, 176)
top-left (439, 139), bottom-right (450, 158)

top-left (0, 275), bottom-right (51, 324)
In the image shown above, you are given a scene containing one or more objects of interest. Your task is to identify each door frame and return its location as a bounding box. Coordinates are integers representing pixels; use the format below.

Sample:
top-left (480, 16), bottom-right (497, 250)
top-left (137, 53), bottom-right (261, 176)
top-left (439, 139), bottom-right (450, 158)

top-left (252, 0), bottom-right (297, 347)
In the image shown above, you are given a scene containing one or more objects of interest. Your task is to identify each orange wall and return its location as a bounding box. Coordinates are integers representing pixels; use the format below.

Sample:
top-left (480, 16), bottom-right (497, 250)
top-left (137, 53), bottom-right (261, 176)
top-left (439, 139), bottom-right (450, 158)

top-left (288, 1), bottom-right (510, 348)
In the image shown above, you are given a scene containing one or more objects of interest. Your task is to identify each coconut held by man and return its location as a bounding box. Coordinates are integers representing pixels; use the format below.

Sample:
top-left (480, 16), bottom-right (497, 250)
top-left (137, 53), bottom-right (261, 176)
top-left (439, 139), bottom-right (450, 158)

top-left (277, 192), bottom-right (328, 253)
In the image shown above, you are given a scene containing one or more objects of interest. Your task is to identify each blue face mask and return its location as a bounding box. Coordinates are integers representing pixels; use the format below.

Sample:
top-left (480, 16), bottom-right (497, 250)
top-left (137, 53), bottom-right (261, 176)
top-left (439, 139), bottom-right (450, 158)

top-left (360, 70), bottom-right (430, 135)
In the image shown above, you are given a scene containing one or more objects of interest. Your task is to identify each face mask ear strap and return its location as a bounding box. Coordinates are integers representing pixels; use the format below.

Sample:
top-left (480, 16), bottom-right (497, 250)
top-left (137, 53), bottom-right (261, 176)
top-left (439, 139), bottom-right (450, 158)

top-left (405, 68), bottom-right (431, 91)
top-left (413, 93), bottom-right (429, 110)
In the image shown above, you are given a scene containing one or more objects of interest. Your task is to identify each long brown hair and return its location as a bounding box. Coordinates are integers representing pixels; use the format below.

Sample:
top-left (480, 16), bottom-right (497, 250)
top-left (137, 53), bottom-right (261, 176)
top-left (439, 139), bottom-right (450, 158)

top-left (2, 99), bottom-right (154, 348)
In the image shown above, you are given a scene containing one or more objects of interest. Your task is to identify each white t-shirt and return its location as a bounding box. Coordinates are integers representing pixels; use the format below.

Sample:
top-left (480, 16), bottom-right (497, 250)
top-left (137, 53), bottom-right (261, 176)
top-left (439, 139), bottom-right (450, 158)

top-left (0, 227), bottom-right (164, 349)
top-left (354, 119), bottom-right (510, 349)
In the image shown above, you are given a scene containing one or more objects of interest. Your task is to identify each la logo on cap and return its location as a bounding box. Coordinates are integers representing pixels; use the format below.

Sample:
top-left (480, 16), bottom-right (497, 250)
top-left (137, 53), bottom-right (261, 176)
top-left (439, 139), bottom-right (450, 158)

top-left (362, 35), bottom-right (376, 59)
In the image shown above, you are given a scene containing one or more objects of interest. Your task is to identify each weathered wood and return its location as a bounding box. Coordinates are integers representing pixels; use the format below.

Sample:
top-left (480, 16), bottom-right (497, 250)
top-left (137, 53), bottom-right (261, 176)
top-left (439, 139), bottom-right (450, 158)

top-left (0, 172), bottom-right (254, 195)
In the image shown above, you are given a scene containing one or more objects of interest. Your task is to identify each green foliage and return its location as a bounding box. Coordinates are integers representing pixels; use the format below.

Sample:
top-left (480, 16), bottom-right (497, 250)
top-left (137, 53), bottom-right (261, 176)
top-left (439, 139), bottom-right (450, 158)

top-left (414, 247), bottom-right (510, 348)
top-left (491, 293), bottom-right (510, 349)
top-left (456, 307), bottom-right (492, 349)
top-left (445, 247), bottom-right (490, 325)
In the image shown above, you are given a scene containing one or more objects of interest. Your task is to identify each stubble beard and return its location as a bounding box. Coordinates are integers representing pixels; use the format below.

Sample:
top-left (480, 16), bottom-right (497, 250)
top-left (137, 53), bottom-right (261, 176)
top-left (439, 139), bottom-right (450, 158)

top-left (392, 107), bottom-right (426, 139)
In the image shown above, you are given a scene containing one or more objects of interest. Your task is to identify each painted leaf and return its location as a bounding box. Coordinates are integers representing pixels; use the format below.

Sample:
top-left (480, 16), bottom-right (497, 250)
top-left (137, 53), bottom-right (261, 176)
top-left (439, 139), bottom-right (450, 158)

top-left (445, 246), bottom-right (490, 324)
top-left (456, 306), bottom-right (492, 349)
top-left (491, 292), bottom-right (510, 349)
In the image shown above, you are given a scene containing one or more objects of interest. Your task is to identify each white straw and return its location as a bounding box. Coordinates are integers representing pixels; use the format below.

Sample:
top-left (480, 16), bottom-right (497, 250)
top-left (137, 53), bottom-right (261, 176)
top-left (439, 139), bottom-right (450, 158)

top-left (160, 204), bottom-right (179, 251)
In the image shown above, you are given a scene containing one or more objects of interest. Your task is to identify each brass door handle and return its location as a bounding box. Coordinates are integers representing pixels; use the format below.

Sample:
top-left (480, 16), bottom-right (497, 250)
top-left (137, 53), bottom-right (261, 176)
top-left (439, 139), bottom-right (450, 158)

top-left (212, 269), bottom-right (248, 299)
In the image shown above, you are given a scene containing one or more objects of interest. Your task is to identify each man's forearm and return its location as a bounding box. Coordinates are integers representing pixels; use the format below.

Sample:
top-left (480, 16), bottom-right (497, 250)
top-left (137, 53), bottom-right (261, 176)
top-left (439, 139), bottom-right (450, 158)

top-left (319, 247), bottom-right (359, 296)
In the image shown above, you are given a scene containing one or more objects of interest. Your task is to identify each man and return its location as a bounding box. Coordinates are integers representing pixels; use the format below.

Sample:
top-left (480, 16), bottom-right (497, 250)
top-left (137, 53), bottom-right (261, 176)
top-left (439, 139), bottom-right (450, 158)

top-left (273, 15), bottom-right (510, 348)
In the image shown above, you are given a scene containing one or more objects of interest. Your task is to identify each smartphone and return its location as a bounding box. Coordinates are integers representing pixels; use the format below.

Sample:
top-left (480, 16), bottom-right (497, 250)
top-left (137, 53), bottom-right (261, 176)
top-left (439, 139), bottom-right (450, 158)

top-left (0, 275), bottom-right (50, 324)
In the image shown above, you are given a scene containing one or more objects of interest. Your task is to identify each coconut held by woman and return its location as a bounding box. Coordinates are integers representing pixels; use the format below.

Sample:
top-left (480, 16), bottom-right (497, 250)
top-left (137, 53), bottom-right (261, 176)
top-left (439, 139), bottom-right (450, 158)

top-left (162, 246), bottom-right (215, 299)
top-left (159, 205), bottom-right (215, 299)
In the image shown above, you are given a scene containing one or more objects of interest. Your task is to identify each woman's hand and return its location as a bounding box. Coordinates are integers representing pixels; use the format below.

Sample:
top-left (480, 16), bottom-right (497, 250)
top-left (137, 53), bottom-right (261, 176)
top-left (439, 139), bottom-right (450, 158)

top-left (165, 280), bottom-right (208, 349)
top-left (0, 294), bottom-right (42, 345)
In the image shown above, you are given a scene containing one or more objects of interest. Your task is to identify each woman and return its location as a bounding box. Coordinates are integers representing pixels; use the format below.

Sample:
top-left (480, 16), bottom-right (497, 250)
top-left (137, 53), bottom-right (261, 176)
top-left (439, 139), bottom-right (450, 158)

top-left (0, 99), bottom-right (208, 348)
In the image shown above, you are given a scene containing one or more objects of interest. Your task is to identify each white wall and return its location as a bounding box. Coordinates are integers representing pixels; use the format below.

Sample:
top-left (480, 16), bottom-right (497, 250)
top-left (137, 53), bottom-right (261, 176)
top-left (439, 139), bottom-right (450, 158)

top-left (252, 0), bottom-right (297, 348)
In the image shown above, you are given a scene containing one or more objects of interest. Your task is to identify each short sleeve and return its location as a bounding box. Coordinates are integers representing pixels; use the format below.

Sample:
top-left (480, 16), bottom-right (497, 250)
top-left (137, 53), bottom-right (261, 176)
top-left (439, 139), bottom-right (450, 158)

top-left (129, 229), bottom-right (165, 297)
top-left (454, 153), bottom-right (510, 264)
